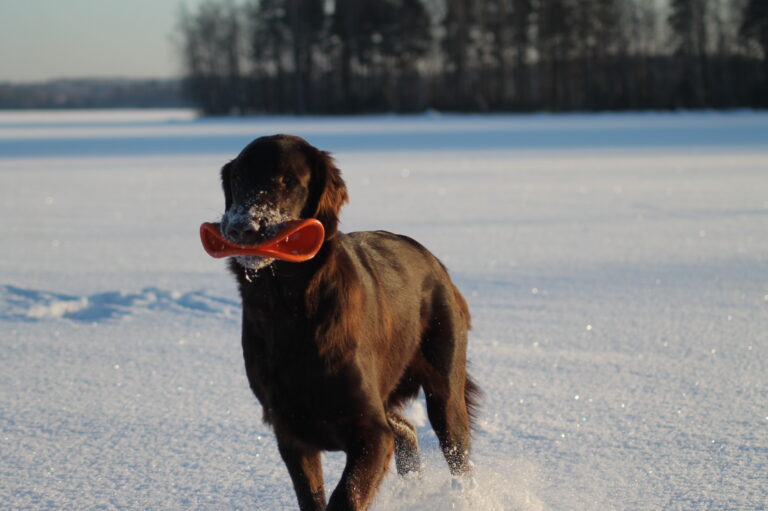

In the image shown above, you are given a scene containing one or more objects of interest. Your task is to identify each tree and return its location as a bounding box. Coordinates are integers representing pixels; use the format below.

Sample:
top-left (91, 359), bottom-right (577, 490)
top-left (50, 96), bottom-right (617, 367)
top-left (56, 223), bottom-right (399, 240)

top-left (441, 0), bottom-right (477, 109)
top-left (740, 0), bottom-right (768, 52)
top-left (382, 0), bottom-right (433, 111)
top-left (739, 0), bottom-right (768, 104)
top-left (178, 0), bottom-right (244, 115)
top-left (248, 0), bottom-right (290, 112)
top-left (511, 0), bottom-right (534, 108)
top-left (571, 0), bottom-right (623, 109)
top-left (668, 0), bottom-right (710, 107)
top-left (537, 0), bottom-right (578, 109)
top-left (287, 0), bottom-right (325, 113)
top-left (740, 0), bottom-right (768, 59)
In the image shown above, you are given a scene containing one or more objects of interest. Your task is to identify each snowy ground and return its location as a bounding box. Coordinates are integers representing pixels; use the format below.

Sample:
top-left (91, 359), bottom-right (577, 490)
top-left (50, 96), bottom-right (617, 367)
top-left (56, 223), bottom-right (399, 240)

top-left (1, 110), bottom-right (766, 510)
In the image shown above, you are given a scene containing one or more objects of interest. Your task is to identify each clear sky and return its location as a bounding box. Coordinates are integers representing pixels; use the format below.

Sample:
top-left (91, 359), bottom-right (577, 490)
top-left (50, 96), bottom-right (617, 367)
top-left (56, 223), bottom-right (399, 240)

top-left (0, 0), bottom-right (208, 82)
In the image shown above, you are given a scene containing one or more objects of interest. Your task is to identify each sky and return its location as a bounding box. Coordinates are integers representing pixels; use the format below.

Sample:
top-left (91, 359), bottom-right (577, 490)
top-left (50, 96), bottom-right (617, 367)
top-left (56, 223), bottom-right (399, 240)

top-left (0, 0), bottom-right (208, 83)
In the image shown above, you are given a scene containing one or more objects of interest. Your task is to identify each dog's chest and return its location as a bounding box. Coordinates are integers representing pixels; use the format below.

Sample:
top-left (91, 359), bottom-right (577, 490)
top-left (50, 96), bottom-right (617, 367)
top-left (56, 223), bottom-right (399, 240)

top-left (243, 313), bottom-right (367, 446)
top-left (244, 301), bottom-right (349, 380)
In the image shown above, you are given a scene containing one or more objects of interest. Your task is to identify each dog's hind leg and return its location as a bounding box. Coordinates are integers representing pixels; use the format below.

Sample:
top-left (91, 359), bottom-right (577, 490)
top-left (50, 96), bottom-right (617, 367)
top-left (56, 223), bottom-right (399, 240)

top-left (423, 380), bottom-right (474, 476)
top-left (421, 285), bottom-right (478, 477)
top-left (387, 412), bottom-right (421, 476)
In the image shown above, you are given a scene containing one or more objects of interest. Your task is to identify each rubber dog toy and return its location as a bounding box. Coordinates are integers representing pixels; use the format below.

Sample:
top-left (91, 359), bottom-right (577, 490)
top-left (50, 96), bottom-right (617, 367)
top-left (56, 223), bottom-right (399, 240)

top-left (200, 219), bottom-right (325, 262)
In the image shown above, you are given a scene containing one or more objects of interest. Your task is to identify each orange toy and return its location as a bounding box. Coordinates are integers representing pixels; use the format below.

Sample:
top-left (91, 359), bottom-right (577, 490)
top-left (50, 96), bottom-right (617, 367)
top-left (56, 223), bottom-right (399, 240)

top-left (200, 218), bottom-right (325, 262)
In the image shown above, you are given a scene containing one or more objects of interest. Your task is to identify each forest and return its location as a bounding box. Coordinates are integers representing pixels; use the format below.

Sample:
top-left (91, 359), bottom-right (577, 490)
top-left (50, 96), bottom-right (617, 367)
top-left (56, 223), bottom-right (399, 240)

top-left (177, 0), bottom-right (768, 114)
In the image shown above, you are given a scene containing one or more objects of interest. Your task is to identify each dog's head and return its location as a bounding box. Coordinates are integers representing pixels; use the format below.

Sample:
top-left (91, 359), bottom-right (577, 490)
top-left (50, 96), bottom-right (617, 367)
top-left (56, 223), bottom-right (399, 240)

top-left (220, 134), bottom-right (348, 271)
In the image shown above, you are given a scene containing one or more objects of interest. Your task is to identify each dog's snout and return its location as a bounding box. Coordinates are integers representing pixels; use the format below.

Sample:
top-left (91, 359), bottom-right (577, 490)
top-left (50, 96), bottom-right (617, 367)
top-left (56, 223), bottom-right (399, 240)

top-left (221, 201), bottom-right (291, 249)
top-left (223, 222), bottom-right (246, 241)
top-left (221, 210), bottom-right (261, 244)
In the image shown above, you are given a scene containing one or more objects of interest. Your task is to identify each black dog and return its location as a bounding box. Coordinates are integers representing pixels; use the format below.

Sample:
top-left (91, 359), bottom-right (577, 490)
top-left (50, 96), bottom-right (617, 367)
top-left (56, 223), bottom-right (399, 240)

top-left (218, 134), bottom-right (479, 511)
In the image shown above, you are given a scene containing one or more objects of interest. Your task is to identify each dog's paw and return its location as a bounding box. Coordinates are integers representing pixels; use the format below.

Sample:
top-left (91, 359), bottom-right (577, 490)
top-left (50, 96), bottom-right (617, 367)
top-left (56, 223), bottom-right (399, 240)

top-left (450, 473), bottom-right (478, 493)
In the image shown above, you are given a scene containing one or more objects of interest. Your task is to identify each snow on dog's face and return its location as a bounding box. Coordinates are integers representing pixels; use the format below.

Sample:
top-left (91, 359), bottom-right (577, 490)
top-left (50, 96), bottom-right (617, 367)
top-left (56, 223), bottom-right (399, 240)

top-left (219, 134), bottom-right (348, 274)
top-left (219, 201), bottom-right (291, 272)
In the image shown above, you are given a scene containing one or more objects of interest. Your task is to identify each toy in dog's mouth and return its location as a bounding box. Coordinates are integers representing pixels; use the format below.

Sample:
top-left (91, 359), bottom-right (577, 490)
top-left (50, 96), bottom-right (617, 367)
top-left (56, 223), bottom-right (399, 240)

top-left (200, 219), bottom-right (325, 262)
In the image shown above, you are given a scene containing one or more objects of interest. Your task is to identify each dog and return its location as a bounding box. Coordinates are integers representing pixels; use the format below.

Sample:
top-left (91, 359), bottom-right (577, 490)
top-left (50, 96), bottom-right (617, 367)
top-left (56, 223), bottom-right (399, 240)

top-left (218, 134), bottom-right (479, 510)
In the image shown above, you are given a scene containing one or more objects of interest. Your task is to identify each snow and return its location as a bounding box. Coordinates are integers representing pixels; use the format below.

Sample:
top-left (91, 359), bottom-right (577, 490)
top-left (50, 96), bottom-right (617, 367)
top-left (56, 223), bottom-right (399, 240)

top-left (1, 109), bottom-right (766, 510)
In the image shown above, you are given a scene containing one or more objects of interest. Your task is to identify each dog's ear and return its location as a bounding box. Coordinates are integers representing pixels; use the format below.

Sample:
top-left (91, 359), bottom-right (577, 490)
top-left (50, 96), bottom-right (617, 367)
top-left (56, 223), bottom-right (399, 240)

top-left (306, 150), bottom-right (348, 239)
top-left (221, 161), bottom-right (233, 212)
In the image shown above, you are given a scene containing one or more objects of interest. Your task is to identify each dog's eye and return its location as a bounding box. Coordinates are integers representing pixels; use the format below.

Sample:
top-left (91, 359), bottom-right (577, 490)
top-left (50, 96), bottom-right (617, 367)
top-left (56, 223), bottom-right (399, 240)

top-left (281, 174), bottom-right (297, 187)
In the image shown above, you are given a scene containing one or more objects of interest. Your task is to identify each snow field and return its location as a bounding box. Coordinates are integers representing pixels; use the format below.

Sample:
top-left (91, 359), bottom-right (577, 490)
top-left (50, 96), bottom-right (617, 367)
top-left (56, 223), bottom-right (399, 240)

top-left (1, 110), bottom-right (767, 510)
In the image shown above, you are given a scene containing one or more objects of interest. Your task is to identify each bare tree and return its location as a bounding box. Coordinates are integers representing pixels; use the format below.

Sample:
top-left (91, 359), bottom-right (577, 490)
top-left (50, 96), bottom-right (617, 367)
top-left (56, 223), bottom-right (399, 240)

top-left (178, 0), bottom-right (244, 115)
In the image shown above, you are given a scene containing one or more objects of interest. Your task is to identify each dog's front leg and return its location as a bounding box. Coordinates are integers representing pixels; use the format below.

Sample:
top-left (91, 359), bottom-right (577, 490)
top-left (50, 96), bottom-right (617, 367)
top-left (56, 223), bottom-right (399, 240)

top-left (277, 436), bottom-right (326, 511)
top-left (327, 421), bottom-right (394, 511)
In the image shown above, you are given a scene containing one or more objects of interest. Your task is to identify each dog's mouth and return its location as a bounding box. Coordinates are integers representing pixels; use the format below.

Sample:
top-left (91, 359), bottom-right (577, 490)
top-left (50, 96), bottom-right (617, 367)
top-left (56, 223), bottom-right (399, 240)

top-left (227, 219), bottom-right (279, 246)
top-left (206, 204), bottom-right (324, 273)
top-left (221, 203), bottom-right (290, 244)
top-left (200, 218), bottom-right (325, 266)
top-left (230, 221), bottom-right (276, 272)
top-left (235, 253), bottom-right (274, 274)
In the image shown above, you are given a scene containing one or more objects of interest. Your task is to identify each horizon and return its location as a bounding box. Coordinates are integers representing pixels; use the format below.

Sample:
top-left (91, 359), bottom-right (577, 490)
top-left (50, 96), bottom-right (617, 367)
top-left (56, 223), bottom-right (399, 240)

top-left (1, 76), bottom-right (183, 85)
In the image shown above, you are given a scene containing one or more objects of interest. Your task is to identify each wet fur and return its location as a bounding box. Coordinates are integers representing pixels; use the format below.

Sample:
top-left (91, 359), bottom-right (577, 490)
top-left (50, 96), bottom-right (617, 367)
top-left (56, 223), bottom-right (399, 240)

top-left (219, 134), bottom-right (479, 511)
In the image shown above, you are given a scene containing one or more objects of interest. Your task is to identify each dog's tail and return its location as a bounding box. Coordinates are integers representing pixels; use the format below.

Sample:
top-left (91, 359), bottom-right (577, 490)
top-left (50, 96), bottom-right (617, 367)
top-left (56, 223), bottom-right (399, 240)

top-left (465, 372), bottom-right (482, 429)
top-left (450, 283), bottom-right (479, 427)
top-left (451, 282), bottom-right (472, 331)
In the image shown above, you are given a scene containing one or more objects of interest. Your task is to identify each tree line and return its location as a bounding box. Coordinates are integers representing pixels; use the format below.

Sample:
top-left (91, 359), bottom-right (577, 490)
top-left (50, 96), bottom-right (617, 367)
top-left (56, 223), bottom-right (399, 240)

top-left (177, 0), bottom-right (768, 115)
top-left (0, 79), bottom-right (189, 109)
